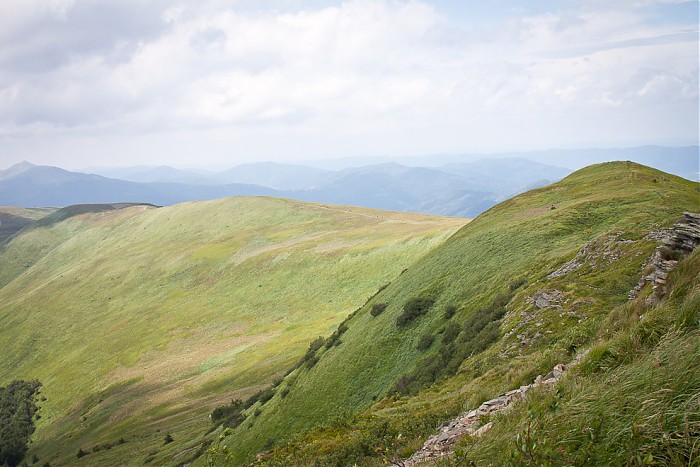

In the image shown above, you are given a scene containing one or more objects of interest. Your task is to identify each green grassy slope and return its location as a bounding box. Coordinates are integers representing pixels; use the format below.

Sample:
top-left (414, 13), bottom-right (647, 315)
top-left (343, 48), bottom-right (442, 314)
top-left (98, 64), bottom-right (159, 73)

top-left (454, 249), bottom-right (699, 465)
top-left (0, 197), bottom-right (465, 466)
top-left (216, 162), bottom-right (698, 465)
top-left (0, 206), bottom-right (55, 244)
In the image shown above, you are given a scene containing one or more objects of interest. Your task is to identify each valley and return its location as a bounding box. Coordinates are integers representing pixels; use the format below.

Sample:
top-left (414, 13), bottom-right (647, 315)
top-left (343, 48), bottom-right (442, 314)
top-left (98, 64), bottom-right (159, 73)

top-left (1, 1), bottom-right (697, 465)
top-left (0, 197), bottom-right (465, 465)
top-left (0, 162), bottom-right (697, 466)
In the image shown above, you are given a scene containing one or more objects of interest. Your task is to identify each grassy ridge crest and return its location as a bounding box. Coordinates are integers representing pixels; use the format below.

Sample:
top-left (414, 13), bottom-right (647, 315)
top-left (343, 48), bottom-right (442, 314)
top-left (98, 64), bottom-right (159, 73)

top-left (216, 162), bottom-right (698, 465)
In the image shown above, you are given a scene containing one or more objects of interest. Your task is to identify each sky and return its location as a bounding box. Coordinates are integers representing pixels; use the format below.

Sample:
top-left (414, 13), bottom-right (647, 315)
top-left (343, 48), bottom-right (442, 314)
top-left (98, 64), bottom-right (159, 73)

top-left (0, 0), bottom-right (698, 170)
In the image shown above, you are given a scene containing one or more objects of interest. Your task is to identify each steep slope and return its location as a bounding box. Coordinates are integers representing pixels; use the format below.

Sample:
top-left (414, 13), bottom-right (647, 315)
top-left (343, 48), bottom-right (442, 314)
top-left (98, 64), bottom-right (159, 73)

top-left (0, 203), bottom-right (152, 289)
top-left (0, 206), bottom-right (55, 244)
top-left (450, 247), bottom-right (699, 465)
top-left (210, 162), bottom-right (698, 465)
top-left (0, 197), bottom-right (465, 466)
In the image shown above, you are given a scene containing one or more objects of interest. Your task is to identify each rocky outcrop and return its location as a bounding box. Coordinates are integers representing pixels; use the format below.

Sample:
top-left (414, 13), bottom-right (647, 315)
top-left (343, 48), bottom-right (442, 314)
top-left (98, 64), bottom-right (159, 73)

top-left (526, 289), bottom-right (566, 310)
top-left (405, 363), bottom-right (570, 466)
top-left (630, 213), bottom-right (700, 301)
top-left (547, 232), bottom-right (635, 280)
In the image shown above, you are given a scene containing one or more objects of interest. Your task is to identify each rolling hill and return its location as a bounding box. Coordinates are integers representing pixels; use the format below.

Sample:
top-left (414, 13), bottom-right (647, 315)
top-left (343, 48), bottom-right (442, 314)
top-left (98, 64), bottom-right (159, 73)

top-left (197, 162), bottom-right (698, 465)
top-left (0, 206), bottom-right (55, 244)
top-left (0, 197), bottom-right (465, 466)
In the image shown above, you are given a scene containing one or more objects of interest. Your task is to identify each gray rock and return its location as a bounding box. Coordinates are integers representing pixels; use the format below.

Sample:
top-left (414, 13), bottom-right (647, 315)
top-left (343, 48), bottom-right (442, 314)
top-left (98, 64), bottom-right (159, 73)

top-left (473, 422), bottom-right (493, 438)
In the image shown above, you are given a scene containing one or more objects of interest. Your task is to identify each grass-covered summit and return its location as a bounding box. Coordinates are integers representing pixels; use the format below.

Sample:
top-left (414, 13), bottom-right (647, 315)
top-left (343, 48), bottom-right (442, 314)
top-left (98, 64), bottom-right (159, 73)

top-left (208, 162), bottom-right (698, 465)
top-left (0, 196), bottom-right (465, 466)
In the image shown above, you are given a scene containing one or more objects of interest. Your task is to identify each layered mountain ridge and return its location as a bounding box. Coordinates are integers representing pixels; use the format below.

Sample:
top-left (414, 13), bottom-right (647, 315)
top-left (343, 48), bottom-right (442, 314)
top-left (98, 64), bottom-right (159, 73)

top-left (0, 161), bottom-right (697, 466)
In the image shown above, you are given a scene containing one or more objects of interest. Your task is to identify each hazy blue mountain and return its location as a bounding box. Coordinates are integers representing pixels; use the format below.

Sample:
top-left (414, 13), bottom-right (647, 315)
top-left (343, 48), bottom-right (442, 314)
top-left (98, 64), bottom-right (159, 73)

top-left (219, 162), bottom-right (333, 190)
top-left (437, 158), bottom-right (572, 193)
top-left (415, 190), bottom-right (500, 217)
top-left (291, 163), bottom-right (501, 215)
top-left (0, 161), bottom-right (37, 180)
top-left (0, 158), bottom-right (573, 217)
top-left (303, 146), bottom-right (698, 182)
top-left (0, 163), bottom-right (278, 207)
top-left (519, 146), bottom-right (699, 181)
top-left (89, 165), bottom-right (225, 185)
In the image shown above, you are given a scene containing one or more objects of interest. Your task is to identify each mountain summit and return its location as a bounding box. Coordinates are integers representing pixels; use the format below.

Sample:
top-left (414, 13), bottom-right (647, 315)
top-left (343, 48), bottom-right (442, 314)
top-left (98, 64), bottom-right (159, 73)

top-left (0, 161), bottom-right (35, 180)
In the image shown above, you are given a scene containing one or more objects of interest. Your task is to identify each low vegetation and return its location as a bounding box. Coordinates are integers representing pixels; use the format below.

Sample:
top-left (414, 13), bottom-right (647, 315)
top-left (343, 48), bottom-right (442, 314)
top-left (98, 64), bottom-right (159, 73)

top-left (3, 162), bottom-right (697, 465)
top-left (396, 297), bottom-right (435, 326)
top-left (0, 380), bottom-right (42, 467)
top-left (370, 303), bottom-right (387, 317)
top-left (455, 250), bottom-right (700, 465)
top-left (215, 162), bottom-right (698, 465)
top-left (393, 289), bottom-right (518, 395)
top-left (0, 197), bottom-right (464, 465)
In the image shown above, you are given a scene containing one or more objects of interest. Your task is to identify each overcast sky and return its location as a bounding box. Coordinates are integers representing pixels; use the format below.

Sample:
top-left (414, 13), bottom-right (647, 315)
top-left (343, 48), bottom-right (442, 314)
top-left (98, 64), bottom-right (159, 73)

top-left (0, 0), bottom-right (698, 170)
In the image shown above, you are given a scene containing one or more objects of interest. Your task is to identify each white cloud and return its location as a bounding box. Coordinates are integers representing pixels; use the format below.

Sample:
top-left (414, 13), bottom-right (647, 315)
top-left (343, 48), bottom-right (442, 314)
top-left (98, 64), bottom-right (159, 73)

top-left (0, 0), bottom-right (696, 167)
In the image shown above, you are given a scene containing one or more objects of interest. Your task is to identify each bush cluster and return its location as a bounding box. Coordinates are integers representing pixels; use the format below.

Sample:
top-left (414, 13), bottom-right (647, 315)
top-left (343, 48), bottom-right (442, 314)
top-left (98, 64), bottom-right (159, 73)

top-left (443, 304), bottom-right (457, 320)
top-left (396, 297), bottom-right (435, 326)
top-left (393, 291), bottom-right (513, 395)
top-left (415, 333), bottom-right (434, 351)
top-left (212, 399), bottom-right (248, 428)
top-left (0, 379), bottom-right (42, 467)
top-left (370, 303), bottom-right (387, 317)
top-left (325, 323), bottom-right (348, 348)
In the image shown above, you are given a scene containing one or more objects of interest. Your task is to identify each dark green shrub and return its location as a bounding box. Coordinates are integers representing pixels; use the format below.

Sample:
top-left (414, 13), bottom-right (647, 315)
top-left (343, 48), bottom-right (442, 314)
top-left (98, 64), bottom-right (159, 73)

top-left (226, 412), bottom-right (247, 428)
top-left (163, 433), bottom-right (174, 445)
top-left (257, 387), bottom-right (275, 405)
top-left (396, 297), bottom-right (435, 326)
top-left (295, 336), bottom-right (327, 367)
top-left (0, 379), bottom-right (42, 467)
top-left (213, 398), bottom-right (249, 427)
top-left (370, 303), bottom-right (387, 317)
top-left (76, 449), bottom-right (87, 459)
top-left (325, 323), bottom-right (349, 348)
top-left (211, 399), bottom-right (244, 423)
top-left (394, 290), bottom-right (513, 394)
top-left (306, 356), bottom-right (319, 369)
top-left (416, 333), bottom-right (434, 351)
top-left (441, 322), bottom-right (461, 344)
top-left (308, 336), bottom-right (325, 352)
top-left (443, 305), bottom-right (457, 319)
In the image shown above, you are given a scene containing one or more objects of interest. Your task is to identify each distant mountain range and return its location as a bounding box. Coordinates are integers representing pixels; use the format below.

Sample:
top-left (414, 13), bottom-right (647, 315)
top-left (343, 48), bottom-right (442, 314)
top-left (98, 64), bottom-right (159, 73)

top-left (299, 145), bottom-right (700, 181)
top-left (1, 145), bottom-right (697, 216)
top-left (0, 162), bottom-right (278, 208)
top-left (0, 159), bottom-right (571, 217)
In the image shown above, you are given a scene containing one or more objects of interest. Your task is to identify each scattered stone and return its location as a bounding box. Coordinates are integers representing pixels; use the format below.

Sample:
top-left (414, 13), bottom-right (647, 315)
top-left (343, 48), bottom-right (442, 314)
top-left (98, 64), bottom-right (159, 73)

top-left (552, 363), bottom-right (566, 378)
top-left (527, 289), bottom-right (566, 309)
top-left (405, 361), bottom-right (575, 465)
top-left (473, 422), bottom-right (493, 438)
top-left (547, 232), bottom-right (635, 279)
top-left (630, 213), bottom-right (699, 301)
